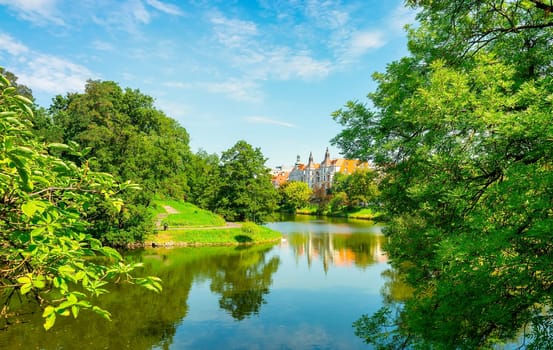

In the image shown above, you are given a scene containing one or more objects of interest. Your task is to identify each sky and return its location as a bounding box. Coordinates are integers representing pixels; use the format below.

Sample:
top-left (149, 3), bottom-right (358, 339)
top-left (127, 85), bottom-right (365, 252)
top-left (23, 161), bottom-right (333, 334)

top-left (0, 0), bottom-right (415, 168)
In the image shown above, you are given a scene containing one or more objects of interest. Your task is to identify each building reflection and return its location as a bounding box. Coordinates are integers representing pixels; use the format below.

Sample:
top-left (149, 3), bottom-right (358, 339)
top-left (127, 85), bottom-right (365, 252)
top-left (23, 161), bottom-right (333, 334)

top-left (284, 231), bottom-right (387, 272)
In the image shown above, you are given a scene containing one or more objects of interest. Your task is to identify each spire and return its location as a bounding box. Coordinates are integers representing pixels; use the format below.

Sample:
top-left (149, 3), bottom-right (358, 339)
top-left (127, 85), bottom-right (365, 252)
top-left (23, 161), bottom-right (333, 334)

top-left (322, 147), bottom-right (331, 166)
top-left (296, 155), bottom-right (301, 165)
top-left (307, 152), bottom-right (314, 167)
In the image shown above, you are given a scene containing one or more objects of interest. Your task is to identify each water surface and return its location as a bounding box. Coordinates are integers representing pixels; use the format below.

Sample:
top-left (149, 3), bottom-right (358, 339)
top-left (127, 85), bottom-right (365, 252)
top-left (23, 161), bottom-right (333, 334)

top-left (1, 217), bottom-right (387, 349)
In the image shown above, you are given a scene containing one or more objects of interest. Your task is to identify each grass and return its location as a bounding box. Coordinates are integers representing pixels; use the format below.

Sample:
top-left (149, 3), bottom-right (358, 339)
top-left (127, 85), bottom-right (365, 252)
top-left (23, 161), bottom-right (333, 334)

top-left (147, 225), bottom-right (282, 246)
top-left (152, 199), bottom-right (225, 227)
top-left (147, 199), bottom-right (282, 246)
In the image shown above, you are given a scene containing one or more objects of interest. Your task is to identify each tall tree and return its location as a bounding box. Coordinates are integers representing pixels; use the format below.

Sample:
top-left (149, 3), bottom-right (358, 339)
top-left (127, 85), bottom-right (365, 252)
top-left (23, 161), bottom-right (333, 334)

top-left (214, 141), bottom-right (277, 223)
top-left (186, 150), bottom-right (221, 210)
top-left (41, 80), bottom-right (192, 244)
top-left (332, 1), bottom-right (553, 348)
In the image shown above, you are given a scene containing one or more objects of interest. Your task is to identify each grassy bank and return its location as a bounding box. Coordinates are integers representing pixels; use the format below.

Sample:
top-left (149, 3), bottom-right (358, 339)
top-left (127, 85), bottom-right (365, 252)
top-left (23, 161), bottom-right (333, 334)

top-left (151, 200), bottom-right (226, 227)
top-left (296, 204), bottom-right (381, 220)
top-left (147, 200), bottom-right (281, 246)
top-left (147, 224), bottom-right (282, 247)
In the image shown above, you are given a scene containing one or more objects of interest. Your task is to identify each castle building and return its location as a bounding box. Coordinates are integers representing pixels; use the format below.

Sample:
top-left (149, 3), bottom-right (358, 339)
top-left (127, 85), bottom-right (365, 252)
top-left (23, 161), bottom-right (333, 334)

top-left (286, 148), bottom-right (370, 191)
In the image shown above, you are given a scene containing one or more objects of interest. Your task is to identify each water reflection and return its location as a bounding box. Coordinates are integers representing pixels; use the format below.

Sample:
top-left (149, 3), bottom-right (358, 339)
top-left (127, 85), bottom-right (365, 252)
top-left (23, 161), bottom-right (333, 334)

top-left (1, 244), bottom-right (279, 349)
top-left (1, 218), bottom-right (387, 350)
top-left (268, 217), bottom-right (387, 273)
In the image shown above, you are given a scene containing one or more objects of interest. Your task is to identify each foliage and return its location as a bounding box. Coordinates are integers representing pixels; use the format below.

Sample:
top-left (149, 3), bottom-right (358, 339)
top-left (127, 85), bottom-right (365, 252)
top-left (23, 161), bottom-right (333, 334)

top-left (331, 1), bottom-right (553, 348)
top-left (278, 181), bottom-right (312, 212)
top-left (186, 150), bottom-right (221, 210)
top-left (38, 80), bottom-right (192, 244)
top-left (329, 191), bottom-right (348, 213)
top-left (0, 71), bottom-right (161, 330)
top-left (240, 221), bottom-right (260, 235)
top-left (213, 140), bottom-right (278, 223)
top-left (332, 168), bottom-right (380, 207)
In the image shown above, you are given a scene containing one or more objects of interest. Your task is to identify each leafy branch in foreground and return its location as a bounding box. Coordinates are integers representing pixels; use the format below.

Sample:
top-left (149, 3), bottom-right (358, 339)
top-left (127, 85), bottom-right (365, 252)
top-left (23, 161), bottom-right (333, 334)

top-left (333, 1), bottom-right (553, 348)
top-left (0, 70), bottom-right (161, 330)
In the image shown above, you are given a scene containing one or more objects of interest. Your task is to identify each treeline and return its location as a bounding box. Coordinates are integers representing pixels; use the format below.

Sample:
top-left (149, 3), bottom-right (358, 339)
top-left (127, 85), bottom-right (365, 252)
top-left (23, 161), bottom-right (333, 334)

top-left (16, 78), bottom-right (278, 245)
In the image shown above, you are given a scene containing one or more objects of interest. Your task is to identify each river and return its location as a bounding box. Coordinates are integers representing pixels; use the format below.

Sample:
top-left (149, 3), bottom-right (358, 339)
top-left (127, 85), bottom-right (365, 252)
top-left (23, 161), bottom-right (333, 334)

top-left (1, 216), bottom-right (389, 349)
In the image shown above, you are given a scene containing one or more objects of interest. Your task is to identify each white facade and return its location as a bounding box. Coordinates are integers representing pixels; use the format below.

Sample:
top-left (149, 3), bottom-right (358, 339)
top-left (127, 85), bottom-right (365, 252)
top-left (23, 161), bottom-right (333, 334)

top-left (288, 148), bottom-right (366, 191)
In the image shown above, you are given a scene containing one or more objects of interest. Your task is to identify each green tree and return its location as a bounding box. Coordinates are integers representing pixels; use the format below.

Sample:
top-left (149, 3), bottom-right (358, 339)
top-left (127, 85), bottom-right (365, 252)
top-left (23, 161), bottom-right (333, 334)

top-left (278, 181), bottom-right (312, 212)
top-left (186, 150), bottom-right (221, 210)
top-left (214, 140), bottom-right (277, 223)
top-left (332, 1), bottom-right (553, 348)
top-left (329, 191), bottom-right (348, 213)
top-left (333, 169), bottom-right (379, 207)
top-left (41, 80), bottom-right (192, 244)
top-left (0, 71), bottom-right (161, 330)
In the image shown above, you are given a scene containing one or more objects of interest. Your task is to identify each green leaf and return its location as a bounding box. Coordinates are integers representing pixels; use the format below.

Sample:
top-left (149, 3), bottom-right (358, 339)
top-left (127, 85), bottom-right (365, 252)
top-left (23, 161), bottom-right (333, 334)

top-left (2, 86), bottom-right (16, 95)
top-left (42, 306), bottom-right (55, 318)
top-left (32, 275), bottom-right (46, 289)
top-left (92, 306), bottom-right (112, 321)
top-left (71, 305), bottom-right (79, 318)
top-left (48, 143), bottom-right (71, 152)
top-left (43, 313), bottom-right (56, 331)
top-left (22, 200), bottom-right (47, 217)
top-left (100, 246), bottom-right (122, 260)
top-left (0, 111), bottom-right (17, 118)
top-left (14, 94), bottom-right (33, 106)
top-left (0, 74), bottom-right (10, 87)
top-left (20, 283), bottom-right (32, 295)
top-left (16, 275), bottom-right (31, 284)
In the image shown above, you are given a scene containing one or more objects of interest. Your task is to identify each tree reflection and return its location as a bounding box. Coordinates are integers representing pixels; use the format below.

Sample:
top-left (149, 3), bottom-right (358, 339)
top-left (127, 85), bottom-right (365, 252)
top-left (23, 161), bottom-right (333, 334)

top-left (210, 247), bottom-right (280, 320)
top-left (0, 244), bottom-right (280, 349)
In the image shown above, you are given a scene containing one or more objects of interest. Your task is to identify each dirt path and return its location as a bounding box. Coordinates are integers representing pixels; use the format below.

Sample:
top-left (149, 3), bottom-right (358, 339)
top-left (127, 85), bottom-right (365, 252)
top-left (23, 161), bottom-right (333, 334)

top-left (163, 205), bottom-right (179, 214)
top-left (155, 205), bottom-right (179, 229)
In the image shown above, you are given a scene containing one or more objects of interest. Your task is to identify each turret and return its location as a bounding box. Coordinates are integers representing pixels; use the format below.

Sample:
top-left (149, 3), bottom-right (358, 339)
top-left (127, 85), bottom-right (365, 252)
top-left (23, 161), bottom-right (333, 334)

top-left (307, 152), bottom-right (314, 168)
top-left (322, 147), bottom-right (331, 166)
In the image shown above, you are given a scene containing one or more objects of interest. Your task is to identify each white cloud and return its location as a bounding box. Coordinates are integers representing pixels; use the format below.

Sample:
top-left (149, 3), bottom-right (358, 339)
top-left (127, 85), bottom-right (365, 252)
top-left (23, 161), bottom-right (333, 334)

top-left (0, 0), bottom-right (64, 25)
top-left (18, 54), bottom-right (96, 95)
top-left (130, 0), bottom-right (151, 24)
top-left (251, 48), bottom-right (331, 80)
top-left (246, 116), bottom-right (296, 128)
top-left (305, 0), bottom-right (350, 29)
top-left (347, 30), bottom-right (385, 56)
top-left (146, 0), bottom-right (184, 16)
top-left (154, 98), bottom-right (190, 120)
top-left (0, 33), bottom-right (95, 98)
top-left (0, 33), bottom-right (29, 55)
top-left (91, 40), bottom-right (114, 51)
top-left (210, 13), bottom-right (258, 48)
top-left (203, 79), bottom-right (263, 103)
top-left (90, 0), bottom-right (153, 34)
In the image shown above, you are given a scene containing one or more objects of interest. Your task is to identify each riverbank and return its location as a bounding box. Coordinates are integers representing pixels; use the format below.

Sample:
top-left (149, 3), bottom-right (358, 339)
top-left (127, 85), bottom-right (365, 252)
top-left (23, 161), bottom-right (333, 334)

top-left (146, 201), bottom-right (282, 247)
top-left (145, 224), bottom-right (281, 247)
top-left (295, 206), bottom-right (382, 221)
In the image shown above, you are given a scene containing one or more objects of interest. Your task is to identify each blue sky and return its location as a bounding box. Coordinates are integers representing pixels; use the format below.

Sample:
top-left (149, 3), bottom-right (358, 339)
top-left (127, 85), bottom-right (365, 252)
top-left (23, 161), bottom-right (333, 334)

top-left (0, 0), bottom-right (415, 167)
